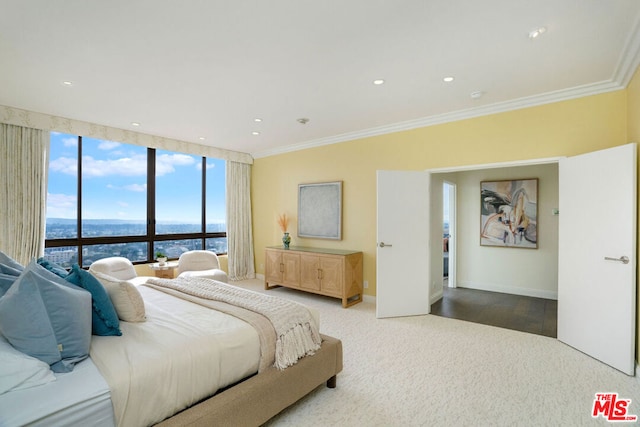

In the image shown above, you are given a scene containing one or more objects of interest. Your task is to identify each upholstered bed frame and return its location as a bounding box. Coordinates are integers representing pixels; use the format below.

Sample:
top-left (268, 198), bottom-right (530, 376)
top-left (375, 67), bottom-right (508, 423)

top-left (156, 334), bottom-right (343, 427)
top-left (87, 257), bottom-right (343, 426)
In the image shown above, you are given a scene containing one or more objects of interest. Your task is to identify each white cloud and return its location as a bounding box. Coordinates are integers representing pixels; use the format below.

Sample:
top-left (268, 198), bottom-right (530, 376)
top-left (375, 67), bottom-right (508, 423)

top-left (123, 183), bottom-right (146, 192)
top-left (197, 162), bottom-right (217, 171)
top-left (98, 141), bottom-right (121, 150)
top-left (49, 156), bottom-right (77, 175)
top-left (82, 154), bottom-right (147, 177)
top-left (46, 192), bottom-right (77, 218)
top-left (63, 137), bottom-right (78, 147)
top-left (117, 201), bottom-right (129, 207)
top-left (50, 152), bottom-right (196, 178)
top-left (156, 153), bottom-right (196, 176)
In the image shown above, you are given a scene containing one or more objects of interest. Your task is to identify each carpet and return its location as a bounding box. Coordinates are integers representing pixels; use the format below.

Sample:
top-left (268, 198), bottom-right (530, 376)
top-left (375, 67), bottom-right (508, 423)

top-left (235, 279), bottom-right (640, 426)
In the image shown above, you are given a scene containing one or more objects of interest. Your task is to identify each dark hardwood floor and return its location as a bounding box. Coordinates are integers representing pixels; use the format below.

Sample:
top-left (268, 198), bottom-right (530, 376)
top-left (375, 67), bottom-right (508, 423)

top-left (430, 285), bottom-right (557, 338)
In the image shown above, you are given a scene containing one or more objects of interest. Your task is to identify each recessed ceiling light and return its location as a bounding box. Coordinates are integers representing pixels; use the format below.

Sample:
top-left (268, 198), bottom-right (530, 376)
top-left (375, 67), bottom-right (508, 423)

top-left (443, 76), bottom-right (454, 83)
top-left (470, 91), bottom-right (484, 99)
top-left (373, 79), bottom-right (385, 85)
top-left (131, 122), bottom-right (140, 127)
top-left (529, 26), bottom-right (547, 39)
top-left (62, 81), bottom-right (73, 86)
top-left (199, 137), bottom-right (205, 141)
top-left (252, 131), bottom-right (260, 136)
top-left (254, 118), bottom-right (262, 122)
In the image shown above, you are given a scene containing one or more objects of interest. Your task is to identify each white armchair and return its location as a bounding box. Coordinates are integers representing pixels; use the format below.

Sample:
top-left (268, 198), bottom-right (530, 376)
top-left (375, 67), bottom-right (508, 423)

top-left (177, 250), bottom-right (228, 283)
top-left (88, 256), bottom-right (149, 286)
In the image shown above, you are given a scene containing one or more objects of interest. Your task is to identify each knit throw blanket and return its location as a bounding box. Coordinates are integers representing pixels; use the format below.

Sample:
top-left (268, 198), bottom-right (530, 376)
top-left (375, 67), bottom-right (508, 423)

top-left (146, 277), bottom-right (321, 370)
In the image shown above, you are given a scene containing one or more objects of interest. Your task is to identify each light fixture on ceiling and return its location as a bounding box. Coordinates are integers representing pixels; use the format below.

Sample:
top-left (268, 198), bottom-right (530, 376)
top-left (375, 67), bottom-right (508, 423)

top-left (470, 91), bottom-right (484, 99)
top-left (199, 137), bottom-right (205, 141)
top-left (297, 118), bottom-right (310, 125)
top-left (254, 118), bottom-right (262, 122)
top-left (252, 131), bottom-right (260, 135)
top-left (529, 26), bottom-right (547, 39)
top-left (131, 122), bottom-right (141, 127)
top-left (373, 79), bottom-right (385, 85)
top-left (443, 76), bottom-right (454, 83)
top-left (62, 81), bottom-right (73, 86)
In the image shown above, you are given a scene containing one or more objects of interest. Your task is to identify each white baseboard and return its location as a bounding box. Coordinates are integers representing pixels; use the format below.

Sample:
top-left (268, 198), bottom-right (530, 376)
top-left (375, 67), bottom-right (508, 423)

top-left (456, 280), bottom-right (558, 300)
top-left (430, 288), bottom-right (444, 305)
top-left (363, 294), bottom-right (376, 304)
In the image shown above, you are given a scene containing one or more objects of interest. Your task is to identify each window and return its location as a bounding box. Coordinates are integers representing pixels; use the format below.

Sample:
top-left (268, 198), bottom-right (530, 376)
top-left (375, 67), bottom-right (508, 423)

top-left (206, 158), bottom-right (226, 233)
top-left (155, 149), bottom-right (201, 234)
top-left (44, 135), bottom-right (227, 267)
top-left (81, 138), bottom-right (147, 237)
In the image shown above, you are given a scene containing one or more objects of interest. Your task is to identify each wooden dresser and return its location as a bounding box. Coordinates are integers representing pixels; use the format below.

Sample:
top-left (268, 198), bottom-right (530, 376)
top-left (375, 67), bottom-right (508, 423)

top-left (264, 246), bottom-right (363, 307)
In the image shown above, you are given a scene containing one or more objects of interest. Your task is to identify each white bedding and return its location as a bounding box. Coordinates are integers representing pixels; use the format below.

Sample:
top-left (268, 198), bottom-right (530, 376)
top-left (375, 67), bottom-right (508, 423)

top-left (0, 357), bottom-right (114, 427)
top-left (90, 285), bottom-right (261, 427)
top-left (0, 282), bottom-right (320, 427)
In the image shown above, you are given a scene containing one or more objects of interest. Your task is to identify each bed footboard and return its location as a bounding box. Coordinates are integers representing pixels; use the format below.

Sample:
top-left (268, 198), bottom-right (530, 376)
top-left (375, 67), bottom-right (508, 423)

top-left (155, 334), bottom-right (343, 427)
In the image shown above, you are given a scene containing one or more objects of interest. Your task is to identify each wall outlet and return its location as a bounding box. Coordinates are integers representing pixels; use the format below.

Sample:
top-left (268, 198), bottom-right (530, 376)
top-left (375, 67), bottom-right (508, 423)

top-left (363, 280), bottom-right (368, 289)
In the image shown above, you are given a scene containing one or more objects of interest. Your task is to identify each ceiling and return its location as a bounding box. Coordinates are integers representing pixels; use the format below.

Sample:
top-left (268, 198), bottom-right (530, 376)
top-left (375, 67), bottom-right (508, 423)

top-left (2, 1), bottom-right (640, 158)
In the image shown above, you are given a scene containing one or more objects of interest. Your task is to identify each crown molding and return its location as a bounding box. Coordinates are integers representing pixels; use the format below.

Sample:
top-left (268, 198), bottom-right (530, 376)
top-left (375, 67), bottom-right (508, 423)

top-left (614, 12), bottom-right (640, 87)
top-left (253, 14), bottom-right (640, 160)
top-left (252, 79), bottom-right (623, 159)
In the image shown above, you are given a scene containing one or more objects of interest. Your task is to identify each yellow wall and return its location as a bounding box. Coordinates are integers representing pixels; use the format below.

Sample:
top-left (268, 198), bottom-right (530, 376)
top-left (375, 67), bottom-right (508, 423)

top-left (629, 67), bottom-right (640, 143)
top-left (252, 89), bottom-right (627, 297)
top-left (628, 67), bottom-right (640, 359)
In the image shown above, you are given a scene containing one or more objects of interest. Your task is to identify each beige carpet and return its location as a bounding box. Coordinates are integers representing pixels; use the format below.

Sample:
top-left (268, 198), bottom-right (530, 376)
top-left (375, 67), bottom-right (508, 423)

top-left (235, 279), bottom-right (640, 426)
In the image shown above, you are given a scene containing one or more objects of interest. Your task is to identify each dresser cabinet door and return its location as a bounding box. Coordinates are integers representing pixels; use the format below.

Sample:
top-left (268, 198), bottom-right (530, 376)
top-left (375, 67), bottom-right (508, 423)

top-left (265, 250), bottom-right (283, 283)
top-left (319, 256), bottom-right (343, 297)
top-left (300, 254), bottom-right (321, 291)
top-left (282, 252), bottom-right (300, 287)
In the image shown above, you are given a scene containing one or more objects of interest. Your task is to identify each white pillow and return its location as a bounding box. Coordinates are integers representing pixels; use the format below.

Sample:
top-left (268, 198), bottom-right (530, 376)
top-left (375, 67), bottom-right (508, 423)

top-left (0, 335), bottom-right (55, 395)
top-left (90, 271), bottom-right (146, 322)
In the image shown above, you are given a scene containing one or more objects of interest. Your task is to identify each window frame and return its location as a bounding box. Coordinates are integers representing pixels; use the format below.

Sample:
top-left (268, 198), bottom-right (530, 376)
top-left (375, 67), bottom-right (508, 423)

top-left (45, 136), bottom-right (227, 266)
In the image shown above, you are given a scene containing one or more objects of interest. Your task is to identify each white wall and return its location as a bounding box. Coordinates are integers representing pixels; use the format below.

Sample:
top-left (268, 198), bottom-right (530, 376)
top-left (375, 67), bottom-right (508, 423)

top-left (433, 163), bottom-right (559, 300)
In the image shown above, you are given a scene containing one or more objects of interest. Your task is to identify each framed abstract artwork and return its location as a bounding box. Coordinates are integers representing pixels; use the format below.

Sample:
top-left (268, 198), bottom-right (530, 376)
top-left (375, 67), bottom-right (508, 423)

top-left (298, 181), bottom-right (342, 240)
top-left (480, 178), bottom-right (538, 249)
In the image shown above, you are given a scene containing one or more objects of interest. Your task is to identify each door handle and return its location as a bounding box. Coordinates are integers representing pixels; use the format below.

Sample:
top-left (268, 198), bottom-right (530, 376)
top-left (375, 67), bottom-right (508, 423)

top-left (378, 242), bottom-right (393, 248)
top-left (604, 256), bottom-right (629, 264)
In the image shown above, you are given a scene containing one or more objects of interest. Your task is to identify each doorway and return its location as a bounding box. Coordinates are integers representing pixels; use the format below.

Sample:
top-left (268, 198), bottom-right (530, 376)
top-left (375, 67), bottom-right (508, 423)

top-left (443, 181), bottom-right (456, 289)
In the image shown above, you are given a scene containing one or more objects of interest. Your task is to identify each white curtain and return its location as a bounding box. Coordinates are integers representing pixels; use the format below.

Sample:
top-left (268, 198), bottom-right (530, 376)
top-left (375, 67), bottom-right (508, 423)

top-left (225, 161), bottom-right (255, 280)
top-left (0, 124), bottom-right (48, 265)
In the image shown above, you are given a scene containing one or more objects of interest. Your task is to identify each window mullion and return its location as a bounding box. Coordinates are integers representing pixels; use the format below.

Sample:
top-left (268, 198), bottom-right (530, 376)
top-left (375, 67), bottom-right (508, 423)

top-left (148, 148), bottom-right (156, 261)
top-left (77, 136), bottom-right (83, 266)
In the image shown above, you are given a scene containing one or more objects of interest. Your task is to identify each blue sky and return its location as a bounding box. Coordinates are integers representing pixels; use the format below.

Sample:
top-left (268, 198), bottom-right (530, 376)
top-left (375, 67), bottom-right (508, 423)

top-left (47, 132), bottom-right (226, 223)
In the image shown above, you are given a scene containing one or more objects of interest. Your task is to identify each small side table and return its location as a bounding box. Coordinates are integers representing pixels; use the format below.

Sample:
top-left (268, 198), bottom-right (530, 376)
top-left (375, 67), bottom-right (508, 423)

top-left (149, 261), bottom-right (179, 279)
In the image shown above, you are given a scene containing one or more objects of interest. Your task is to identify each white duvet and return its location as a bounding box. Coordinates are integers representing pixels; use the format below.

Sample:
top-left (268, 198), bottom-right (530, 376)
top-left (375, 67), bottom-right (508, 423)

top-left (90, 285), bottom-right (261, 427)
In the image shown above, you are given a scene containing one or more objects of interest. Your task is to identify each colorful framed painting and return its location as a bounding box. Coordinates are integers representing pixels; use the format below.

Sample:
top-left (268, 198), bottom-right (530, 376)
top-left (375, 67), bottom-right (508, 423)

top-left (480, 178), bottom-right (538, 249)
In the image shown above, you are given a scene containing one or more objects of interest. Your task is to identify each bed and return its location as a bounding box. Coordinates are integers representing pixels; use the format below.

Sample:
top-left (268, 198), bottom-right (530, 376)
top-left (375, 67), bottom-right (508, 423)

top-left (0, 256), bottom-right (343, 427)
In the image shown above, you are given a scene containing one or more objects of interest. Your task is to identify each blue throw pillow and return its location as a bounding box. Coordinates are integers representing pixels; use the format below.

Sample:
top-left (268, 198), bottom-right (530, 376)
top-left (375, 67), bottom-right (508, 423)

top-left (37, 257), bottom-right (69, 278)
top-left (0, 260), bottom-right (92, 373)
top-left (65, 264), bottom-right (122, 336)
top-left (0, 250), bottom-right (23, 272)
top-left (0, 273), bottom-right (17, 297)
top-left (0, 263), bottom-right (22, 276)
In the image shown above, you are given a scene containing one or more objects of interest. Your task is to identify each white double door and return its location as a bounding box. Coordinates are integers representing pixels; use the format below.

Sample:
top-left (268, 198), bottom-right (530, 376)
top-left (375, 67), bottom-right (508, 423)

top-left (377, 143), bottom-right (636, 375)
